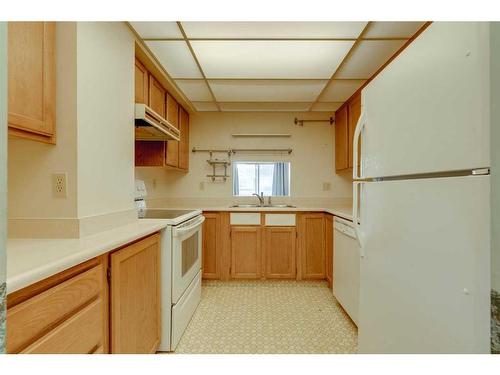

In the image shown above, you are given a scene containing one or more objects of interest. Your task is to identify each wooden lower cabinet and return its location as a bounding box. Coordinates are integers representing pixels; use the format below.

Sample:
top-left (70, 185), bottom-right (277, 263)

top-left (298, 213), bottom-right (326, 279)
top-left (110, 233), bottom-right (161, 354)
top-left (230, 226), bottom-right (262, 279)
top-left (203, 212), bottom-right (333, 282)
top-left (202, 212), bottom-right (221, 279)
top-left (6, 256), bottom-right (108, 354)
top-left (264, 227), bottom-right (296, 279)
top-left (6, 233), bottom-right (162, 354)
top-left (325, 215), bottom-right (334, 288)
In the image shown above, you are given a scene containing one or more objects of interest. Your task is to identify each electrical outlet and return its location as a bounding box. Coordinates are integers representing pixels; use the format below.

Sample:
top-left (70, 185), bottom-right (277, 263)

top-left (199, 181), bottom-right (205, 191)
top-left (52, 173), bottom-right (67, 198)
top-left (322, 182), bottom-right (331, 191)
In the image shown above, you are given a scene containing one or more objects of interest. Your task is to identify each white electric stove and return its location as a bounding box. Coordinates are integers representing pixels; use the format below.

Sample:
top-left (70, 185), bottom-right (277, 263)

top-left (135, 180), bottom-right (203, 351)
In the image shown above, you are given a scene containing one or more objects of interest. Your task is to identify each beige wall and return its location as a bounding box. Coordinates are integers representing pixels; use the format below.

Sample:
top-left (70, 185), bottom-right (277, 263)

top-left (76, 22), bottom-right (135, 218)
top-left (1, 21), bottom-right (7, 302)
top-left (1, 22), bottom-right (7, 353)
top-left (8, 22), bottom-right (78, 219)
top-left (8, 22), bottom-right (136, 237)
top-left (136, 111), bottom-right (352, 204)
top-left (491, 22), bottom-right (500, 292)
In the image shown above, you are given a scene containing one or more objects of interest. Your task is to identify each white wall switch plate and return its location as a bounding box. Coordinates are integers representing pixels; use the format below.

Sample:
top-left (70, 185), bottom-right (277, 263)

top-left (52, 173), bottom-right (67, 198)
top-left (322, 182), bottom-right (331, 191)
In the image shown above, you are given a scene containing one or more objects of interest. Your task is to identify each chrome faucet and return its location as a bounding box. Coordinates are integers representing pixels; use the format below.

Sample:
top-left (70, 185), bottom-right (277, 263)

top-left (252, 192), bottom-right (265, 206)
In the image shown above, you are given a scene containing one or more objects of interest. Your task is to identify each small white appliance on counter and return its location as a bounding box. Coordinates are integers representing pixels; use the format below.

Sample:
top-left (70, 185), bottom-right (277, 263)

top-left (333, 216), bottom-right (360, 326)
top-left (135, 180), bottom-right (204, 351)
top-left (352, 22), bottom-right (491, 353)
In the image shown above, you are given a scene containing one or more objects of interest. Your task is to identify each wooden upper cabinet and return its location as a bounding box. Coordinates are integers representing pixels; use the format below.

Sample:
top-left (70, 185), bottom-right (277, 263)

top-left (348, 93), bottom-right (361, 169)
top-left (298, 213), bottom-right (326, 279)
top-left (165, 94), bottom-right (180, 168)
top-left (264, 227), bottom-right (296, 279)
top-left (202, 212), bottom-right (221, 280)
top-left (135, 58), bottom-right (149, 105)
top-left (8, 22), bottom-right (56, 143)
top-left (148, 74), bottom-right (166, 118)
top-left (335, 105), bottom-right (349, 172)
top-left (110, 233), bottom-right (161, 354)
top-left (230, 226), bottom-right (262, 279)
top-left (134, 60), bottom-right (189, 171)
top-left (166, 93), bottom-right (179, 128)
top-left (178, 107), bottom-right (190, 170)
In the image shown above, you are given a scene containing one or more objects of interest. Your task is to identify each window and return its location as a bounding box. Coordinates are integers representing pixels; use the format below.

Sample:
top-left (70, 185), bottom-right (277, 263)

top-left (233, 162), bottom-right (290, 196)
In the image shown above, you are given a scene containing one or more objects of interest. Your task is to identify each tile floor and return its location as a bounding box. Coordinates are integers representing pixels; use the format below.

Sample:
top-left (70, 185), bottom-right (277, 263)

top-left (174, 280), bottom-right (358, 354)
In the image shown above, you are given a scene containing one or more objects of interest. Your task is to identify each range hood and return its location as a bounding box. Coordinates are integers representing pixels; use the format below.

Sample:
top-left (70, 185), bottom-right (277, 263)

top-left (135, 103), bottom-right (180, 141)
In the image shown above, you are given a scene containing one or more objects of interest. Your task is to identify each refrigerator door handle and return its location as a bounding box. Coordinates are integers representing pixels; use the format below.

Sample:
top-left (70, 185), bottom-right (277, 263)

top-left (352, 181), bottom-right (365, 253)
top-left (352, 111), bottom-right (366, 180)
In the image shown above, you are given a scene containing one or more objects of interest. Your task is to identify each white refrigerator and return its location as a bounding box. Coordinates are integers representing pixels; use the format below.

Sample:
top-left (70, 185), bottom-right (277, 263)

top-left (353, 22), bottom-right (491, 353)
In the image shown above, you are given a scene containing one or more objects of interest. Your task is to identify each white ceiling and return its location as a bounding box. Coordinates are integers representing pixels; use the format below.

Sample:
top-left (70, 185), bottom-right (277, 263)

top-left (130, 21), bottom-right (426, 112)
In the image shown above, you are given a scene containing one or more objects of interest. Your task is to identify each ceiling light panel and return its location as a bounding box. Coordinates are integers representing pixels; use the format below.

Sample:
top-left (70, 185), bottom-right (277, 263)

top-left (181, 22), bottom-right (367, 39)
top-left (310, 102), bottom-right (343, 112)
top-left (191, 41), bottom-right (354, 79)
top-left (364, 22), bottom-right (426, 39)
top-left (220, 102), bottom-right (312, 112)
top-left (335, 40), bottom-right (406, 79)
top-left (192, 102), bottom-right (219, 111)
top-left (319, 79), bottom-right (366, 102)
top-left (129, 22), bottom-right (182, 39)
top-left (209, 80), bottom-right (328, 102)
top-left (175, 80), bottom-right (213, 101)
top-left (145, 41), bottom-right (202, 78)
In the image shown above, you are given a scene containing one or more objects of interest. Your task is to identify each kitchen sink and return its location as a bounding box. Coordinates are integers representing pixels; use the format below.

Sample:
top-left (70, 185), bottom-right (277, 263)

top-left (230, 204), bottom-right (296, 208)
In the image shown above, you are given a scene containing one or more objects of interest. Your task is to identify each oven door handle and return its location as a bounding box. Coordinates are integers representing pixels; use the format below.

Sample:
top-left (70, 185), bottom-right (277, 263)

top-left (173, 215), bottom-right (205, 237)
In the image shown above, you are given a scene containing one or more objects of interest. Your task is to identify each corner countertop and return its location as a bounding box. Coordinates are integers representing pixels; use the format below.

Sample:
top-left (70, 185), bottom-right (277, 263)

top-left (6, 203), bottom-right (352, 295)
top-left (6, 219), bottom-right (169, 294)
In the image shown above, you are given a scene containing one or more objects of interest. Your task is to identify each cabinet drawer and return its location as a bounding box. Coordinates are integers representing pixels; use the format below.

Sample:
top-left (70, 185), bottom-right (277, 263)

top-left (21, 299), bottom-right (103, 354)
top-left (264, 213), bottom-right (296, 226)
top-left (7, 264), bottom-right (103, 353)
top-left (230, 213), bottom-right (261, 225)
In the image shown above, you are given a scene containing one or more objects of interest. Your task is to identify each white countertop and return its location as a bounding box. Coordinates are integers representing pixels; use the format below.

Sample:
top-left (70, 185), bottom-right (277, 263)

top-left (172, 205), bottom-right (353, 221)
top-left (6, 204), bottom-right (352, 295)
top-left (7, 219), bottom-right (169, 294)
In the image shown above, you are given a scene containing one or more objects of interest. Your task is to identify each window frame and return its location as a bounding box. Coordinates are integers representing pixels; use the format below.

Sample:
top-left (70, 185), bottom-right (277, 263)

top-left (232, 161), bottom-right (291, 197)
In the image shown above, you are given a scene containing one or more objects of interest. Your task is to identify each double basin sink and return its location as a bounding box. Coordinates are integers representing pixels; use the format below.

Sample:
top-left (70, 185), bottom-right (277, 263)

top-left (230, 204), bottom-right (296, 208)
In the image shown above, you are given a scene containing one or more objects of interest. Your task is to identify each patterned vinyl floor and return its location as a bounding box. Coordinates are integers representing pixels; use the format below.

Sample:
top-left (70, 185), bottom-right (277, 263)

top-left (174, 280), bottom-right (358, 354)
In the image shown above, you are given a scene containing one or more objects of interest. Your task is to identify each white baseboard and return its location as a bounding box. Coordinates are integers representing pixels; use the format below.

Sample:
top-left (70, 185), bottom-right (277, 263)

top-left (8, 209), bottom-right (137, 239)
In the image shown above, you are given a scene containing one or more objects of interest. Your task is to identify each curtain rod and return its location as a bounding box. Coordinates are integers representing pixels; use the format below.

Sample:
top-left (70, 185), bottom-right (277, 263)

top-left (294, 117), bottom-right (334, 126)
top-left (192, 147), bottom-right (293, 155)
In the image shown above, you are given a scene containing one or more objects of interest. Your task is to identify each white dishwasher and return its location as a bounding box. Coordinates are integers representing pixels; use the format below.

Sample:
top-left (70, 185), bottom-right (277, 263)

top-left (333, 216), bottom-right (360, 326)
